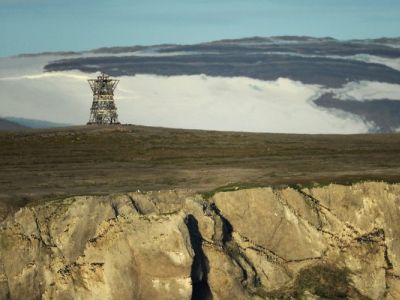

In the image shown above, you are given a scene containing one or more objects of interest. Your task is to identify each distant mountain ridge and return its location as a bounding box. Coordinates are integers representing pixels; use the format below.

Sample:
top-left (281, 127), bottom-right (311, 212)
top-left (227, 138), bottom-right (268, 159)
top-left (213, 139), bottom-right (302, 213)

top-left (44, 36), bottom-right (400, 88)
top-left (1, 117), bottom-right (70, 129)
top-left (0, 118), bottom-right (28, 131)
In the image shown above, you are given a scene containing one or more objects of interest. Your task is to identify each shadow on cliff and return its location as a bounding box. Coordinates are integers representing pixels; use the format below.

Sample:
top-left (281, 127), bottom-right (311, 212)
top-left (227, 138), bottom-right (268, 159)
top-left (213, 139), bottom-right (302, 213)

top-left (185, 214), bottom-right (213, 300)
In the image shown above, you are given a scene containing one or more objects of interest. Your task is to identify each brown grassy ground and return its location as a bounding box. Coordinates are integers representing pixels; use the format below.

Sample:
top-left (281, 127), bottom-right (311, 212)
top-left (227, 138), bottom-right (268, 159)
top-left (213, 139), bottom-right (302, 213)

top-left (1, 124), bottom-right (400, 218)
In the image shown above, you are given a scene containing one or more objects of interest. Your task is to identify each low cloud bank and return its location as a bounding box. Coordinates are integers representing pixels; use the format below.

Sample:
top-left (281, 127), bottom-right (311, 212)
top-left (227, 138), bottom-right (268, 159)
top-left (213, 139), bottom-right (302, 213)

top-left (117, 75), bottom-right (369, 133)
top-left (333, 81), bottom-right (400, 101)
top-left (0, 68), bottom-right (370, 133)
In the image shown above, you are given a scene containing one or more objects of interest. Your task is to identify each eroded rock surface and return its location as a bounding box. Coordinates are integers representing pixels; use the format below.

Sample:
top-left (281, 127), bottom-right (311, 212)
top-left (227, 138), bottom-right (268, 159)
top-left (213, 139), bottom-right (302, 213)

top-left (1, 182), bottom-right (400, 299)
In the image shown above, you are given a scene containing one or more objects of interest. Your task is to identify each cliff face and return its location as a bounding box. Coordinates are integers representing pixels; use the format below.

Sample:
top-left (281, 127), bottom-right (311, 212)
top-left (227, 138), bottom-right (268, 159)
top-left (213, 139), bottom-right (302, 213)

top-left (1, 182), bottom-right (400, 299)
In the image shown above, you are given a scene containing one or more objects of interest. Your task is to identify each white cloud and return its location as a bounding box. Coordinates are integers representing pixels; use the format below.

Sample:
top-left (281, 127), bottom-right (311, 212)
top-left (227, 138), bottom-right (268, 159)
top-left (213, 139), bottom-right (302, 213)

top-left (0, 70), bottom-right (91, 123)
top-left (0, 55), bottom-right (74, 77)
top-left (343, 54), bottom-right (400, 72)
top-left (0, 72), bottom-right (90, 81)
top-left (116, 74), bottom-right (370, 134)
top-left (332, 81), bottom-right (400, 101)
top-left (0, 54), bottom-right (379, 134)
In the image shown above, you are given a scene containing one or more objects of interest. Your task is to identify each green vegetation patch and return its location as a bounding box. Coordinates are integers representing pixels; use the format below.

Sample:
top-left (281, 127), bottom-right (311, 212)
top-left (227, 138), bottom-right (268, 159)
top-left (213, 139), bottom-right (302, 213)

top-left (294, 264), bottom-right (360, 299)
top-left (201, 182), bottom-right (269, 199)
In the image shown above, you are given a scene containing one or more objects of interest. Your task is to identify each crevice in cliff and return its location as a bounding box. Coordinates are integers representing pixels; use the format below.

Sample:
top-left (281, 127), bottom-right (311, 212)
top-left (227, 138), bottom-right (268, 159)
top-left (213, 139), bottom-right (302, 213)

top-left (209, 203), bottom-right (232, 244)
top-left (354, 228), bottom-right (392, 268)
top-left (247, 245), bottom-right (285, 265)
top-left (29, 204), bottom-right (71, 251)
top-left (387, 273), bottom-right (400, 280)
top-left (31, 209), bottom-right (45, 244)
top-left (292, 188), bottom-right (324, 230)
top-left (293, 188), bottom-right (363, 238)
top-left (380, 229), bottom-right (395, 297)
top-left (273, 190), bottom-right (335, 245)
top-left (185, 214), bottom-right (213, 300)
top-left (31, 209), bottom-right (55, 248)
top-left (236, 233), bottom-right (286, 265)
top-left (244, 234), bottom-right (324, 264)
top-left (384, 247), bottom-right (394, 271)
top-left (209, 203), bottom-right (261, 292)
top-left (355, 228), bottom-right (385, 244)
top-left (127, 195), bottom-right (144, 215)
top-left (294, 188), bottom-right (332, 212)
top-left (88, 219), bottom-right (117, 245)
top-left (351, 227), bottom-right (396, 298)
top-left (286, 254), bottom-right (326, 263)
top-left (111, 203), bottom-right (119, 218)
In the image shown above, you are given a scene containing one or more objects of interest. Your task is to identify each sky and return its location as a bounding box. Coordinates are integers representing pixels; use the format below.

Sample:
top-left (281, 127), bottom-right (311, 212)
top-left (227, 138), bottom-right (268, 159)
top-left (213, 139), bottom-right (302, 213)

top-left (1, 0), bottom-right (400, 57)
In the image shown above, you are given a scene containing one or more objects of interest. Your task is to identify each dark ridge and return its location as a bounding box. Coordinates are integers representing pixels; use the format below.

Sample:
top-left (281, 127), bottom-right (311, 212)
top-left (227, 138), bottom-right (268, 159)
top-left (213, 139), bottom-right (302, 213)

top-left (3, 117), bottom-right (70, 129)
top-left (0, 118), bottom-right (28, 131)
top-left (44, 53), bottom-right (400, 88)
top-left (158, 40), bottom-right (400, 58)
top-left (184, 215), bottom-right (213, 300)
top-left (35, 36), bottom-right (400, 58)
top-left (15, 51), bottom-right (80, 58)
top-left (209, 203), bottom-right (232, 244)
top-left (314, 93), bottom-right (400, 132)
top-left (351, 37), bottom-right (400, 46)
top-left (89, 45), bottom-right (147, 54)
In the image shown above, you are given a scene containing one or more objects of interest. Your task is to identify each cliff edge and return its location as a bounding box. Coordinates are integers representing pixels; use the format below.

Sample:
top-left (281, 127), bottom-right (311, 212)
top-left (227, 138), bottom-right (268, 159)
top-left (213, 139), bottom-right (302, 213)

top-left (1, 182), bottom-right (399, 299)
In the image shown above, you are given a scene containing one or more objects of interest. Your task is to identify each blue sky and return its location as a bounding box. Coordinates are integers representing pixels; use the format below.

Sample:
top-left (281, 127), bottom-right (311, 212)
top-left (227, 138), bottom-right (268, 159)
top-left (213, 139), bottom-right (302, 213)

top-left (1, 0), bottom-right (399, 57)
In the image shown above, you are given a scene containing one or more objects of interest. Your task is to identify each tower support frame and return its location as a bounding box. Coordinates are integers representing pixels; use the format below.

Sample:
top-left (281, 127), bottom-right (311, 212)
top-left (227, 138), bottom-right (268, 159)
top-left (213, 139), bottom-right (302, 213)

top-left (87, 73), bottom-right (120, 125)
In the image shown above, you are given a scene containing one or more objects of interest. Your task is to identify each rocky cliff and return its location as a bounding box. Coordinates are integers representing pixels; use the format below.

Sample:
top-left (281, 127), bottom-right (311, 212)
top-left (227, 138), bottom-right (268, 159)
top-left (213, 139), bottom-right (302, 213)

top-left (1, 182), bottom-right (399, 299)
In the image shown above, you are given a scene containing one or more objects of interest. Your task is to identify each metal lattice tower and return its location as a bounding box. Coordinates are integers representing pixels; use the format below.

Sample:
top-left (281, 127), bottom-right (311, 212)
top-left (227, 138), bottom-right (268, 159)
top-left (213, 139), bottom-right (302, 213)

top-left (87, 73), bottom-right (120, 125)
